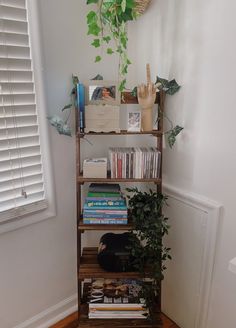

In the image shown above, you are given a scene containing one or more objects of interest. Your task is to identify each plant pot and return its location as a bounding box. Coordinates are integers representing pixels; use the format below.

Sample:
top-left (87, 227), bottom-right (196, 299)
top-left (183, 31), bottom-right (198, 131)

top-left (141, 107), bottom-right (153, 131)
top-left (135, 0), bottom-right (152, 15)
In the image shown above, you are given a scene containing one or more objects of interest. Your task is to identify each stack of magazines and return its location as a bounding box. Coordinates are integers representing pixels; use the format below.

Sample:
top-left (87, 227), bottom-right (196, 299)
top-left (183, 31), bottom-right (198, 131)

top-left (88, 279), bottom-right (147, 319)
top-left (83, 184), bottom-right (128, 225)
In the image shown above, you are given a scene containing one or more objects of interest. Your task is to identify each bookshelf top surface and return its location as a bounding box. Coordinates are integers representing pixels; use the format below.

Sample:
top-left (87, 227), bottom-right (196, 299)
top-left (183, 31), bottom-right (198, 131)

top-left (77, 130), bottom-right (163, 137)
top-left (77, 175), bottom-right (162, 184)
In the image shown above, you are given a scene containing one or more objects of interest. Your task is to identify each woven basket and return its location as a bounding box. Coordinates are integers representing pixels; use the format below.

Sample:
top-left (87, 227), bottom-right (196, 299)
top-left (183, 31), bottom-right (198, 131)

top-left (135, 0), bottom-right (152, 15)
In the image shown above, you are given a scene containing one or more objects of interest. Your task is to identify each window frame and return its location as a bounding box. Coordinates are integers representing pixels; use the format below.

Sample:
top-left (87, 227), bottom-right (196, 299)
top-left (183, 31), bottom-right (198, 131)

top-left (0, 0), bottom-right (56, 234)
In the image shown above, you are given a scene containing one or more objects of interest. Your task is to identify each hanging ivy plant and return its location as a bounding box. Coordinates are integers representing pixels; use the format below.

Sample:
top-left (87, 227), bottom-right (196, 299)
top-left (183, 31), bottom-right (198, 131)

top-left (86, 0), bottom-right (139, 91)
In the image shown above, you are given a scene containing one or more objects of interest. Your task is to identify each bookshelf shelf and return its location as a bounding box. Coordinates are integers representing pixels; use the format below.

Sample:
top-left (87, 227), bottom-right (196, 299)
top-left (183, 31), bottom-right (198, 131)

top-left (79, 247), bottom-right (149, 280)
top-left (77, 130), bottom-right (163, 137)
top-left (76, 89), bottom-right (165, 326)
top-left (78, 175), bottom-right (162, 184)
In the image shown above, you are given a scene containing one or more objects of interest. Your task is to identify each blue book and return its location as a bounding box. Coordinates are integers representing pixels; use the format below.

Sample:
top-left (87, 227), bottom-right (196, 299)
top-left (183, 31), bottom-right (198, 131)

top-left (77, 83), bottom-right (85, 132)
top-left (83, 219), bottom-right (128, 225)
top-left (83, 213), bottom-right (127, 219)
top-left (83, 204), bottom-right (127, 211)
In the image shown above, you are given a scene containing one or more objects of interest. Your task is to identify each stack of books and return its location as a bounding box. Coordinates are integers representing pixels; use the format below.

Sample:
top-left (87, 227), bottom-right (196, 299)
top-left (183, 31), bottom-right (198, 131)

top-left (83, 184), bottom-right (128, 225)
top-left (88, 279), bottom-right (147, 319)
top-left (109, 147), bottom-right (161, 179)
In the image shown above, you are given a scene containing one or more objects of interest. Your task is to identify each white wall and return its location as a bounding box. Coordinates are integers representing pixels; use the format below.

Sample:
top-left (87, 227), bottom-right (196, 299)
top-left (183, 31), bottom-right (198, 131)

top-left (128, 0), bottom-right (236, 327)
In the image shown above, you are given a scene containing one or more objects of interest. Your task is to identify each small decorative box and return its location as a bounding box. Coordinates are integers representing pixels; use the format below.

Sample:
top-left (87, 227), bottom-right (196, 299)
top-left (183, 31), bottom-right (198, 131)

top-left (85, 105), bottom-right (120, 133)
top-left (83, 158), bottom-right (107, 178)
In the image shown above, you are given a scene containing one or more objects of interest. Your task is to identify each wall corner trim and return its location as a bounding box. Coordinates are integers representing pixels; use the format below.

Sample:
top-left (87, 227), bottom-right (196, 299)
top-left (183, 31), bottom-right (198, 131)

top-left (13, 294), bottom-right (77, 328)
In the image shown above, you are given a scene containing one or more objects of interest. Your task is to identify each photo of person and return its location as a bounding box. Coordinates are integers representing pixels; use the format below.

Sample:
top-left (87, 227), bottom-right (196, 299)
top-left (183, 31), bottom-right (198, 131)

top-left (128, 112), bottom-right (141, 132)
top-left (90, 86), bottom-right (116, 101)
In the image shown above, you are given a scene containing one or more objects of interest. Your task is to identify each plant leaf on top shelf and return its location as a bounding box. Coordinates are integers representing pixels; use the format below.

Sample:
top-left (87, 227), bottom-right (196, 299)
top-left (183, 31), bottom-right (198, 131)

top-left (47, 115), bottom-right (72, 137)
top-left (91, 74), bottom-right (103, 80)
top-left (62, 104), bottom-right (72, 111)
top-left (166, 79), bottom-right (181, 95)
top-left (166, 125), bottom-right (183, 148)
top-left (155, 76), bottom-right (181, 95)
top-left (131, 86), bottom-right (137, 97)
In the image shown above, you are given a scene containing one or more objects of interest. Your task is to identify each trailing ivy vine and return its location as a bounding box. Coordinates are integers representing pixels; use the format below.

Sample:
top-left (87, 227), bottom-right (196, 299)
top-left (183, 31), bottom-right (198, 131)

top-left (86, 0), bottom-right (138, 91)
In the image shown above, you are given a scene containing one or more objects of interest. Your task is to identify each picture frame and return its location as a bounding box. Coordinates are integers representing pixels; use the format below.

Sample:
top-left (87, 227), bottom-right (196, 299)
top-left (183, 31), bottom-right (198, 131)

top-left (84, 80), bottom-right (120, 106)
top-left (127, 111), bottom-right (141, 132)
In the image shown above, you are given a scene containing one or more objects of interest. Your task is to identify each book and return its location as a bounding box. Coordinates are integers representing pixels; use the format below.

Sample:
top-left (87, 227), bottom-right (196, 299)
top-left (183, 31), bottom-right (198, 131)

top-left (89, 183), bottom-right (120, 193)
top-left (77, 83), bottom-right (85, 132)
top-left (85, 199), bottom-right (126, 207)
top-left (88, 279), bottom-right (144, 306)
top-left (87, 192), bottom-right (121, 198)
top-left (83, 219), bottom-right (128, 224)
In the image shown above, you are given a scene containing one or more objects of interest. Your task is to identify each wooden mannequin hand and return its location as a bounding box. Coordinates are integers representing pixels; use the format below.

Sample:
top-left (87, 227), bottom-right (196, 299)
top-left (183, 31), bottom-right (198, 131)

top-left (137, 82), bottom-right (156, 110)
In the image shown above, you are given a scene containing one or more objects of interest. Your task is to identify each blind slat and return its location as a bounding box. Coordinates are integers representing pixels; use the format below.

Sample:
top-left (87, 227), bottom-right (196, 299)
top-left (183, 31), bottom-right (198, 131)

top-left (0, 58), bottom-right (31, 70)
top-left (0, 5), bottom-right (27, 22)
top-left (0, 182), bottom-right (44, 202)
top-left (0, 82), bottom-right (34, 94)
top-left (0, 70), bottom-right (32, 82)
top-left (0, 173), bottom-right (43, 192)
top-left (0, 192), bottom-right (45, 213)
top-left (1, 0), bottom-right (26, 9)
top-left (0, 154), bottom-right (41, 171)
top-left (0, 32), bottom-right (29, 46)
top-left (0, 45), bottom-right (30, 59)
top-left (0, 19), bottom-right (27, 34)
top-left (0, 164), bottom-right (42, 182)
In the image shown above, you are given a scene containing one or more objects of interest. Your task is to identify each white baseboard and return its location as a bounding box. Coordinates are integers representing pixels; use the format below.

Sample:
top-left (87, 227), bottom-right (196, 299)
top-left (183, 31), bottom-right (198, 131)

top-left (14, 294), bottom-right (77, 328)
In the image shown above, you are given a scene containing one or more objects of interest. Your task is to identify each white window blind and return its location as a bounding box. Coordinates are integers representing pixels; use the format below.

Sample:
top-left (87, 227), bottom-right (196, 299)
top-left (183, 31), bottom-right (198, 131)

top-left (0, 0), bottom-right (47, 222)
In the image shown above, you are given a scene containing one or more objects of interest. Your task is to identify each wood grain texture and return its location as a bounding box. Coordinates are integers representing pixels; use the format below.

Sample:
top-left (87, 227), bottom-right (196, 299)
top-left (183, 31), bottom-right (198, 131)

top-left (50, 311), bottom-right (179, 328)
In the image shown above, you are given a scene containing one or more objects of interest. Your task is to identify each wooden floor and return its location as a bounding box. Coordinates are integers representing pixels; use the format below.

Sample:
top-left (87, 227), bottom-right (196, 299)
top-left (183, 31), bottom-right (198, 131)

top-left (50, 312), bottom-right (179, 328)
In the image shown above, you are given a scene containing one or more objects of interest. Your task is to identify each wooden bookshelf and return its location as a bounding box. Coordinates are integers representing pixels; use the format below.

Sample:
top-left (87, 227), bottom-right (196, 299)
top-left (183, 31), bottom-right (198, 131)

top-left (78, 130), bottom-right (162, 137)
top-left (78, 175), bottom-right (162, 184)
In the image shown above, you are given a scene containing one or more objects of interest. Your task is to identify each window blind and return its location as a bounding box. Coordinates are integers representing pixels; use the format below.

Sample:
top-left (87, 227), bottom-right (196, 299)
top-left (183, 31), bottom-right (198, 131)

top-left (0, 0), bottom-right (47, 222)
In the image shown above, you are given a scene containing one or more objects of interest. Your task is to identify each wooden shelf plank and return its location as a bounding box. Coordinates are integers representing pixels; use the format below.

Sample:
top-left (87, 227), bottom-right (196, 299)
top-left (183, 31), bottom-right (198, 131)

top-left (77, 130), bottom-right (162, 137)
top-left (78, 175), bottom-right (162, 184)
top-left (79, 247), bottom-right (147, 280)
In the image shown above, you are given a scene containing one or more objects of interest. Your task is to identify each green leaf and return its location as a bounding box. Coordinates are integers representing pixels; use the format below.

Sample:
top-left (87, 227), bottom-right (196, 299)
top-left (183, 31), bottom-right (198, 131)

top-left (119, 79), bottom-right (126, 92)
top-left (91, 39), bottom-right (100, 47)
top-left (62, 104), bottom-right (72, 111)
top-left (131, 86), bottom-right (137, 97)
top-left (107, 47), bottom-right (114, 54)
top-left (166, 79), bottom-right (181, 95)
top-left (87, 0), bottom-right (99, 4)
top-left (155, 76), bottom-right (169, 89)
top-left (166, 125), bottom-right (183, 148)
top-left (103, 36), bottom-right (111, 43)
top-left (121, 0), bottom-right (127, 12)
top-left (87, 22), bottom-right (101, 36)
top-left (87, 11), bottom-right (97, 22)
top-left (95, 55), bottom-right (102, 62)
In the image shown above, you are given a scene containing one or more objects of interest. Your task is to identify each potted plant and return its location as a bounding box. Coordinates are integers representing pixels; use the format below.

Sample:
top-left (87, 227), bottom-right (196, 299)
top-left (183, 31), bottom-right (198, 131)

top-left (126, 187), bottom-right (171, 320)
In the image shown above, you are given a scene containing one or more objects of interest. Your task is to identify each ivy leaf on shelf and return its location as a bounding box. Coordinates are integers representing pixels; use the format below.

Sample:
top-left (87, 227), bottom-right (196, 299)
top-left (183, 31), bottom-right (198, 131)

top-left (47, 115), bottom-right (72, 137)
top-left (91, 74), bottom-right (103, 80)
top-left (91, 39), bottom-right (100, 48)
top-left (62, 104), bottom-right (72, 111)
top-left (131, 86), bottom-right (137, 97)
top-left (166, 79), bottom-right (181, 95)
top-left (155, 76), bottom-right (181, 95)
top-left (119, 79), bottom-right (126, 92)
top-left (166, 125), bottom-right (183, 148)
top-left (95, 55), bottom-right (101, 62)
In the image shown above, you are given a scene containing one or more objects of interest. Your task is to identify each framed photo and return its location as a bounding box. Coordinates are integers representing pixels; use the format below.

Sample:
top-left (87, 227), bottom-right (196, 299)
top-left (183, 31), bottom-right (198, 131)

top-left (128, 112), bottom-right (141, 132)
top-left (84, 80), bottom-right (120, 106)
